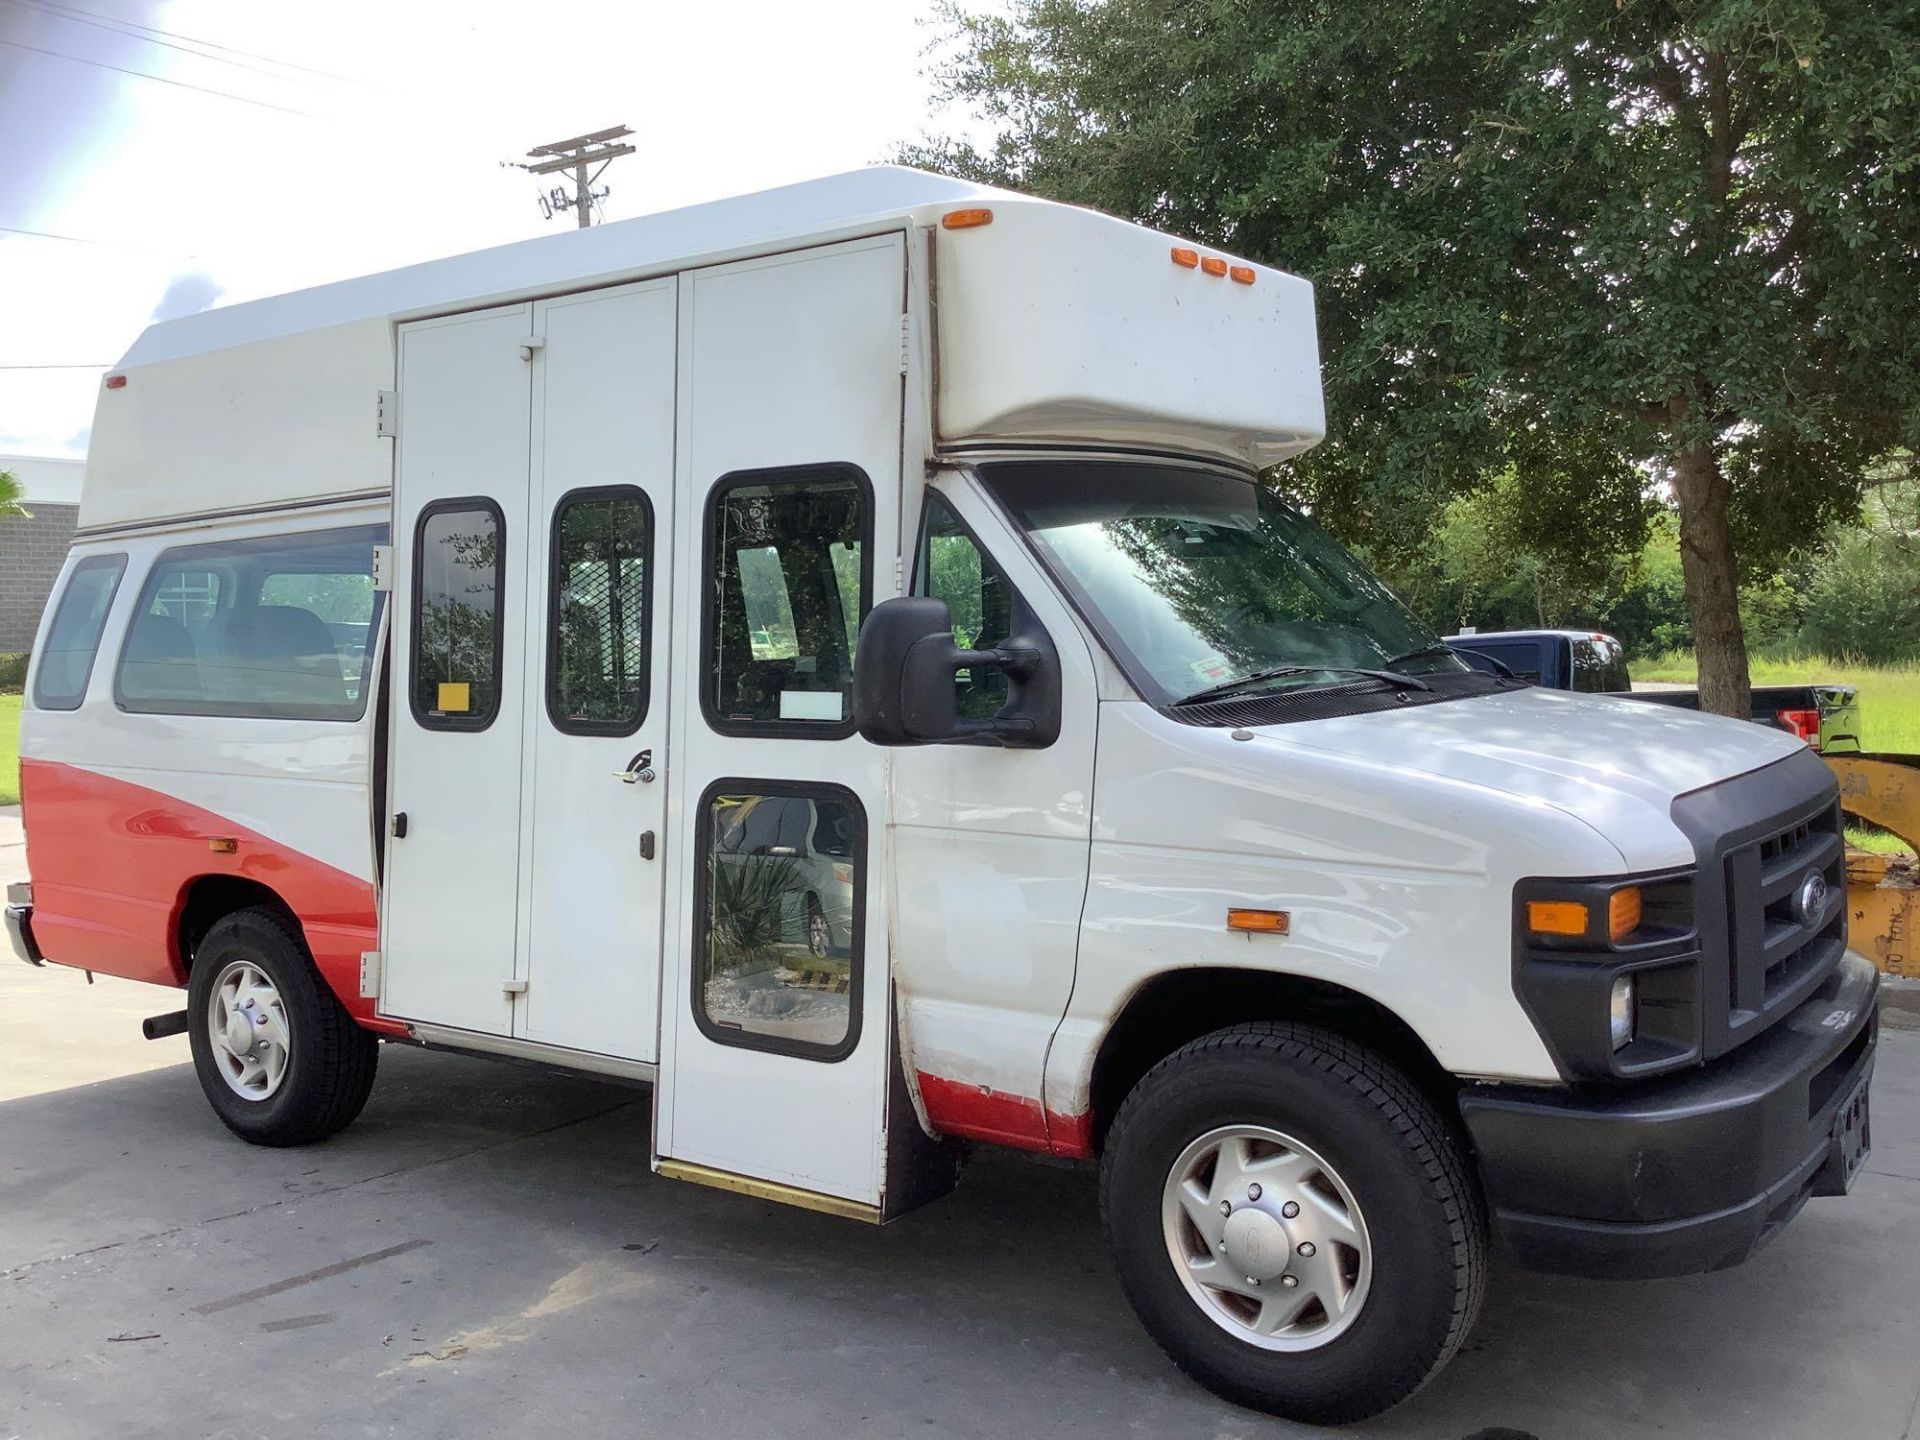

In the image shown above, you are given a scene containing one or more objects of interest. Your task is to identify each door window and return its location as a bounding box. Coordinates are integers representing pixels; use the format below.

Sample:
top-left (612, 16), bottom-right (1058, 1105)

top-left (695, 780), bottom-right (864, 1061)
top-left (116, 527), bottom-right (385, 720)
top-left (548, 486), bottom-right (651, 734)
top-left (702, 466), bottom-right (870, 736)
top-left (913, 493), bottom-right (1016, 720)
top-left (31, 553), bottom-right (126, 711)
top-left (412, 499), bottom-right (505, 730)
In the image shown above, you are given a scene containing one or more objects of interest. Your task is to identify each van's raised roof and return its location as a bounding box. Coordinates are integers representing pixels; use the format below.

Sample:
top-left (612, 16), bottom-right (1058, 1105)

top-left (122, 167), bottom-right (1004, 368)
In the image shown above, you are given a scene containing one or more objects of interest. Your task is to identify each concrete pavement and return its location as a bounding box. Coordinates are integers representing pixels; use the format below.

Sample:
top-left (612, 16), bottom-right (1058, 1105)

top-left (4, 806), bottom-right (1920, 1438)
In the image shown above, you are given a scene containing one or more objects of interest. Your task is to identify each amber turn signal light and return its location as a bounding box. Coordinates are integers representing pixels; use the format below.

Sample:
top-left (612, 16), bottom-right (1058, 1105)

top-left (1526, 899), bottom-right (1589, 938)
top-left (1227, 908), bottom-right (1290, 935)
top-left (1608, 887), bottom-right (1643, 943)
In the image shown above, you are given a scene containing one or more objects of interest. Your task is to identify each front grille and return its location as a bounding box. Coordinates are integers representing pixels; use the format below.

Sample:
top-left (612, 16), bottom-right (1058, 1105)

top-left (1671, 747), bottom-right (1848, 1060)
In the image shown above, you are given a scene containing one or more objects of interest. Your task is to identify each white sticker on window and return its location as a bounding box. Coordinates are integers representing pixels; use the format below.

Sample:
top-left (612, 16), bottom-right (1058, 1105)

top-left (779, 689), bottom-right (843, 722)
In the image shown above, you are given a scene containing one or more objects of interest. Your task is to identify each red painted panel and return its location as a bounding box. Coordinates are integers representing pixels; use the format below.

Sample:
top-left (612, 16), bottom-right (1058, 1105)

top-left (915, 1070), bottom-right (1095, 1160)
top-left (19, 759), bottom-right (400, 1034)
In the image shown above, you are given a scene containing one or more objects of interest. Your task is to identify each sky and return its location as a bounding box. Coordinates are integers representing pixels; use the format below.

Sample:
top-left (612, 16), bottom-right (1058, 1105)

top-left (0, 0), bottom-right (983, 461)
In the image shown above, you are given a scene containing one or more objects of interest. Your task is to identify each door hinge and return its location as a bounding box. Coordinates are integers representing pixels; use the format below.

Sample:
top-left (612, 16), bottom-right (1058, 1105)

top-left (503, 978), bottom-right (529, 997)
top-left (376, 389), bottom-right (398, 438)
top-left (893, 555), bottom-right (905, 596)
top-left (359, 951), bottom-right (381, 1000)
top-left (899, 313), bottom-right (912, 376)
top-left (519, 334), bottom-right (546, 361)
top-left (370, 544), bottom-right (393, 592)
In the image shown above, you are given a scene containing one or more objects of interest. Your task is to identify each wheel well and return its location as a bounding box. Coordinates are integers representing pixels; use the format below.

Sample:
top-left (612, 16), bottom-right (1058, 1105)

top-left (1086, 969), bottom-right (1458, 1153)
top-left (175, 875), bottom-right (298, 974)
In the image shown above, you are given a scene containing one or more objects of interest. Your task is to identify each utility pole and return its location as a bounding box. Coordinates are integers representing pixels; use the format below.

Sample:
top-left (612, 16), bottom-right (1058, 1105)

top-left (508, 126), bottom-right (635, 228)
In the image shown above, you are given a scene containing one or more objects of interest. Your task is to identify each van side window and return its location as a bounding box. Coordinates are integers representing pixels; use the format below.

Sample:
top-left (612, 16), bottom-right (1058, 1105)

top-left (695, 781), bottom-right (865, 1062)
top-left (913, 494), bottom-right (1014, 720)
top-left (548, 486), bottom-right (651, 734)
top-left (31, 554), bottom-right (127, 711)
top-left (412, 499), bottom-right (505, 731)
top-left (702, 465), bottom-right (871, 736)
top-left (117, 527), bottom-right (385, 721)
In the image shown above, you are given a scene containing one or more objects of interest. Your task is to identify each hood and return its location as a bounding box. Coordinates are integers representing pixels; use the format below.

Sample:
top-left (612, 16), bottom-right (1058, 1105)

top-left (1271, 686), bottom-right (1808, 872)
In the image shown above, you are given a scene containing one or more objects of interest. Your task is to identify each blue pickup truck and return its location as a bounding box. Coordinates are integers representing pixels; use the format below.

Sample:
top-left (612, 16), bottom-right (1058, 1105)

top-left (1446, 628), bottom-right (1862, 753)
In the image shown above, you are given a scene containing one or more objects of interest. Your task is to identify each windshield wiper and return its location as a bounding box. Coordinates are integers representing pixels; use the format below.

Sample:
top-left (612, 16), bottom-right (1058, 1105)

top-left (1384, 642), bottom-right (1460, 668)
top-left (1172, 664), bottom-right (1431, 707)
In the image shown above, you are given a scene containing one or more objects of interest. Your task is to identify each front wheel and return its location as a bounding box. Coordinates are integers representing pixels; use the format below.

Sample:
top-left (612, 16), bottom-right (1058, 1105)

top-left (1101, 1023), bottom-right (1486, 1425)
top-left (186, 906), bottom-right (379, 1147)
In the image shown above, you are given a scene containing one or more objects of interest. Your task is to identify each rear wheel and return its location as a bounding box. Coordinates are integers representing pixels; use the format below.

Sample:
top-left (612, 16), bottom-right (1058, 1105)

top-left (805, 894), bottom-right (831, 959)
top-left (1101, 1023), bottom-right (1486, 1425)
top-left (186, 906), bottom-right (378, 1147)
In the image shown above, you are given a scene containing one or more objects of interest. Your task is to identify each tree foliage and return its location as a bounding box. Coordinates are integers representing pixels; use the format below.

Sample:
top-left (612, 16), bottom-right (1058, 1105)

top-left (0, 470), bottom-right (28, 521)
top-left (904, 0), bottom-right (1920, 713)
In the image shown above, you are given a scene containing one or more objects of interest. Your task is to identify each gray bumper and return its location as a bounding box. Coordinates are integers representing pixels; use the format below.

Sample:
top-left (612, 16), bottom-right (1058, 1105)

top-left (6, 882), bottom-right (42, 967)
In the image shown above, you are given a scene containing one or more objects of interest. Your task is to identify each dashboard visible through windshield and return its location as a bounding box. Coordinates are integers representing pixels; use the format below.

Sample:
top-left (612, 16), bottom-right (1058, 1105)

top-left (979, 460), bottom-right (1471, 707)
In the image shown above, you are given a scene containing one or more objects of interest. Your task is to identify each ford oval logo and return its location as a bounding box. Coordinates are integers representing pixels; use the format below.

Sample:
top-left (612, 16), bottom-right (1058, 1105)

top-left (1795, 871), bottom-right (1831, 926)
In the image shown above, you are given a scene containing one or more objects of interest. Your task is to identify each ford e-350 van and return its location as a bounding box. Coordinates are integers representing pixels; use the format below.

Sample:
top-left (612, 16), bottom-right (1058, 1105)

top-left (6, 169), bottom-right (1876, 1424)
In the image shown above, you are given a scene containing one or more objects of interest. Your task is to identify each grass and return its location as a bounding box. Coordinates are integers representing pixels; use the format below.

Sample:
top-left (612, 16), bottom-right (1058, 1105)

top-left (1630, 652), bottom-right (1920, 854)
top-left (0, 693), bottom-right (19, 808)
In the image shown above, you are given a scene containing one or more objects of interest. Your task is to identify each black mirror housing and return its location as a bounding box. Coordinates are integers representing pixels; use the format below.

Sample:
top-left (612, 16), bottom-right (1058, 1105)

top-left (853, 596), bottom-right (1061, 749)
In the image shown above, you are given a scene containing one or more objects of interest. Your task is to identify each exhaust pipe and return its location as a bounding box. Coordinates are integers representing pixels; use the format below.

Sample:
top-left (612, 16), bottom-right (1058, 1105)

top-left (142, 1010), bottom-right (189, 1041)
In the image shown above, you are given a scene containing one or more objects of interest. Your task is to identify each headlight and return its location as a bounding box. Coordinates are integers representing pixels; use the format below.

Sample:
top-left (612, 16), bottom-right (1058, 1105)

top-left (1609, 974), bottom-right (1636, 1051)
top-left (1514, 871), bottom-right (1700, 1080)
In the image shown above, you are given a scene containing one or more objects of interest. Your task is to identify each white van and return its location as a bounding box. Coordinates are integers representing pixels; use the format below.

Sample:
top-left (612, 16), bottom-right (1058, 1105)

top-left (6, 168), bottom-right (1877, 1423)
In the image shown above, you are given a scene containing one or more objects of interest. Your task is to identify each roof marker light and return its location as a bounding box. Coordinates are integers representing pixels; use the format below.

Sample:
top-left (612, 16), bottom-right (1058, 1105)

top-left (941, 208), bottom-right (994, 230)
top-left (1229, 264), bottom-right (1256, 285)
top-left (1227, 908), bottom-right (1290, 935)
top-left (1171, 246), bottom-right (1200, 268)
top-left (104, 374), bottom-right (127, 390)
top-left (1200, 256), bottom-right (1228, 277)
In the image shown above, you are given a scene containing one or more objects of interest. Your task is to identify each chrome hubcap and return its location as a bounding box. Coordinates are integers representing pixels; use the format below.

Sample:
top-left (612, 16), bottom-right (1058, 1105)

top-left (1161, 1125), bottom-right (1372, 1350)
top-left (207, 959), bottom-right (290, 1102)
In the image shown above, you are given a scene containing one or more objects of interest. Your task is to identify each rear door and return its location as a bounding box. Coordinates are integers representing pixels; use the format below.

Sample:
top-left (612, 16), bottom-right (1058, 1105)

top-left (655, 234), bottom-right (905, 1211)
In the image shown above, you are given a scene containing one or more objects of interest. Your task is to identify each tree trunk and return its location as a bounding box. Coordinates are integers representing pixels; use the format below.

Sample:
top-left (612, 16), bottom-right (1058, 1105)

top-left (1671, 441), bottom-right (1752, 718)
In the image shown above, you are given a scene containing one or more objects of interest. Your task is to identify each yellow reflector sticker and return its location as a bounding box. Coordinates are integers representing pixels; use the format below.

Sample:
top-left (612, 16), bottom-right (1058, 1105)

top-left (1527, 899), bottom-right (1589, 937)
top-left (437, 682), bottom-right (471, 713)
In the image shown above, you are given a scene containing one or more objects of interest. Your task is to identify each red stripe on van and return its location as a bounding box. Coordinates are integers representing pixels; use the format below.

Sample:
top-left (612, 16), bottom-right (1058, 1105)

top-left (915, 1071), bottom-right (1095, 1160)
top-left (19, 759), bottom-right (400, 1035)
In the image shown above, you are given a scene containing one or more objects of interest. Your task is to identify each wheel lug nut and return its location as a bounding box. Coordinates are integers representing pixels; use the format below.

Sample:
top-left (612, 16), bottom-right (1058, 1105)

top-left (1246, 1183), bottom-right (1262, 1202)
top-left (1282, 1201), bottom-right (1299, 1219)
top-left (1297, 1241), bottom-right (1316, 1258)
top-left (1246, 1276), bottom-right (1260, 1287)
top-left (1217, 1242), bottom-right (1227, 1253)
top-left (1218, 1200), bottom-right (1231, 1216)
top-left (1280, 1274), bottom-right (1299, 1288)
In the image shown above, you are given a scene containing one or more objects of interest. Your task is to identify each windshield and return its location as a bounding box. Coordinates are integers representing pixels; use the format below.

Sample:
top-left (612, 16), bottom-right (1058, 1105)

top-left (981, 460), bottom-right (1467, 704)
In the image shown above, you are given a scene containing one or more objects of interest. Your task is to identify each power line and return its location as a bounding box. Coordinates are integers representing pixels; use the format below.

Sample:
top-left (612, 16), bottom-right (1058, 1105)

top-left (0, 223), bottom-right (195, 257)
top-left (0, 0), bottom-right (331, 88)
top-left (508, 126), bottom-right (635, 228)
top-left (0, 36), bottom-right (320, 119)
top-left (12, 0), bottom-right (366, 85)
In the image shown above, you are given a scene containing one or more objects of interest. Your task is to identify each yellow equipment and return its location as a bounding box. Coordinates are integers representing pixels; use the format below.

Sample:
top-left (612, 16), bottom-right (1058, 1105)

top-left (1826, 753), bottom-right (1918, 979)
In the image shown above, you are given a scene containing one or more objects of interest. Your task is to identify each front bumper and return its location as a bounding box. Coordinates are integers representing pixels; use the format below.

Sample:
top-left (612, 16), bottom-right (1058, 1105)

top-left (6, 881), bottom-right (42, 967)
top-left (1461, 950), bottom-right (1878, 1279)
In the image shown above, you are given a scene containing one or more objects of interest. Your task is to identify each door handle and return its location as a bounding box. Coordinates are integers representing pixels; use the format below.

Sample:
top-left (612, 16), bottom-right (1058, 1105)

top-left (615, 749), bottom-right (655, 784)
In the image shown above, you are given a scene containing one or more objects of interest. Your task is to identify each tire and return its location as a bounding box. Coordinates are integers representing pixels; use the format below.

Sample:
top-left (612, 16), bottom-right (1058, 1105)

top-left (1100, 1023), bottom-right (1486, 1425)
top-left (186, 905), bottom-right (379, 1147)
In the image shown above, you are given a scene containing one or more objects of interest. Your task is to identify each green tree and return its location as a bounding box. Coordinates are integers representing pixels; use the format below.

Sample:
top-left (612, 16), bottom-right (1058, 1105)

top-left (0, 470), bottom-right (29, 520)
top-left (906, 0), bottom-right (1920, 715)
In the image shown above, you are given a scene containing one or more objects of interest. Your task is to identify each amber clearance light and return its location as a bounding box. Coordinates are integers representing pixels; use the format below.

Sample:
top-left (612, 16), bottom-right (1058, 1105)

top-left (1526, 899), bottom-right (1589, 938)
top-left (1227, 908), bottom-right (1290, 935)
top-left (941, 208), bottom-right (994, 230)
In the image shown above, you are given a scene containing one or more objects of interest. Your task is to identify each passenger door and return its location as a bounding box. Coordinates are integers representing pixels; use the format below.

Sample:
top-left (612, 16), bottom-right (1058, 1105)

top-left (383, 305), bottom-right (532, 1037)
top-left (384, 286), bottom-right (677, 1062)
top-left (655, 235), bottom-right (904, 1212)
top-left (514, 280), bottom-right (677, 1061)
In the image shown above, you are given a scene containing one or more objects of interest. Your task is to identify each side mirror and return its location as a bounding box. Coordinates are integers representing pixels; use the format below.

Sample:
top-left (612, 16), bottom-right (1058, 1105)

top-left (853, 596), bottom-right (1061, 748)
